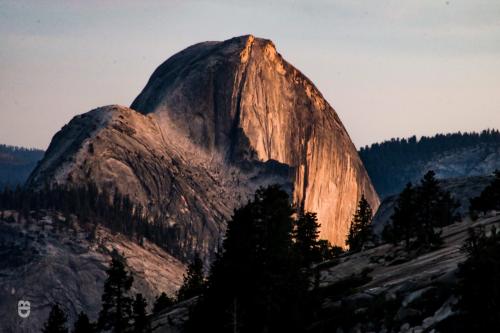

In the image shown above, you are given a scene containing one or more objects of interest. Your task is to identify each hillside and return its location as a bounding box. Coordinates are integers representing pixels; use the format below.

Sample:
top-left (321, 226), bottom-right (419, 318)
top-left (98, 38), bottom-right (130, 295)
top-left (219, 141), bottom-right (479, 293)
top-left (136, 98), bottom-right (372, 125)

top-left (359, 130), bottom-right (500, 198)
top-left (0, 209), bottom-right (185, 332)
top-left (372, 175), bottom-right (494, 236)
top-left (0, 144), bottom-right (44, 189)
top-left (151, 212), bottom-right (500, 333)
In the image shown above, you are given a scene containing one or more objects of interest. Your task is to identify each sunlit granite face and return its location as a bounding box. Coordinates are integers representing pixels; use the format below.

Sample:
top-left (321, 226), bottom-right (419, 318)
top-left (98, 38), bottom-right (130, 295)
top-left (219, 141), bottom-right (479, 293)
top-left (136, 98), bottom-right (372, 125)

top-left (132, 35), bottom-right (379, 246)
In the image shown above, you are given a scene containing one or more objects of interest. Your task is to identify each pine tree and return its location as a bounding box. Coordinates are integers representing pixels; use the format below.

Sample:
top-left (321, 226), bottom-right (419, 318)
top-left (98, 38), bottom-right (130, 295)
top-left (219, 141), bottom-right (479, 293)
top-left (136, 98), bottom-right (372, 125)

top-left (346, 195), bottom-right (373, 252)
top-left (72, 312), bottom-right (94, 333)
top-left (391, 183), bottom-right (418, 248)
top-left (389, 171), bottom-right (459, 251)
top-left (97, 254), bottom-right (134, 333)
top-left (186, 186), bottom-right (310, 333)
top-left (177, 253), bottom-right (205, 302)
top-left (414, 171), bottom-right (457, 247)
top-left (469, 170), bottom-right (500, 217)
top-left (293, 212), bottom-right (322, 265)
top-left (454, 226), bottom-right (500, 331)
top-left (132, 293), bottom-right (150, 333)
top-left (152, 292), bottom-right (174, 315)
top-left (42, 304), bottom-right (68, 333)
top-left (414, 171), bottom-right (442, 247)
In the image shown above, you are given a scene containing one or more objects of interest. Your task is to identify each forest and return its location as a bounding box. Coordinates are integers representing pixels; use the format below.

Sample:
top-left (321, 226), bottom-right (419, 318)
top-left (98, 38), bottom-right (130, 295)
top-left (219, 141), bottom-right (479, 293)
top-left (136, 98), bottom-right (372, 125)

top-left (0, 184), bottom-right (188, 260)
top-left (0, 144), bottom-right (44, 189)
top-left (359, 129), bottom-right (500, 197)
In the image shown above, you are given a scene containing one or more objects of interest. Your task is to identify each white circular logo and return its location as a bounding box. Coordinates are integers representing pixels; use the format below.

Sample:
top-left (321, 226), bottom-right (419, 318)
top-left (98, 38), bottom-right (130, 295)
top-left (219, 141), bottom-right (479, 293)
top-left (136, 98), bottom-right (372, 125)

top-left (18, 300), bottom-right (30, 318)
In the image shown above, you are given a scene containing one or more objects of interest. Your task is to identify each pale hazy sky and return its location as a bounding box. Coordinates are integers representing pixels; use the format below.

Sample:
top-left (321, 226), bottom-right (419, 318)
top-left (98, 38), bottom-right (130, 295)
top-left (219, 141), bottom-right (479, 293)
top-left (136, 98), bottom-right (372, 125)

top-left (1, 0), bottom-right (499, 149)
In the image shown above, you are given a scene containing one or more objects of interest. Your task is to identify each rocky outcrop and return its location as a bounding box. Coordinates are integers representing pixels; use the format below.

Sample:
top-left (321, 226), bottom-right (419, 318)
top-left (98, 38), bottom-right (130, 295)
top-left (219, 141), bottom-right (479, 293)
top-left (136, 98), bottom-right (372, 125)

top-left (151, 298), bottom-right (196, 333)
top-left (0, 210), bottom-right (185, 333)
top-left (28, 35), bottom-right (378, 253)
top-left (132, 35), bottom-right (379, 245)
top-left (310, 213), bottom-right (500, 332)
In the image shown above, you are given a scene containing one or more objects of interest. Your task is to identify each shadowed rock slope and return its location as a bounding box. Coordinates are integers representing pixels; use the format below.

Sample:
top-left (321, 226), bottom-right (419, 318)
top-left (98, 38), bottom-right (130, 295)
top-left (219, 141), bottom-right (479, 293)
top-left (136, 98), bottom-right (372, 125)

top-left (0, 210), bottom-right (185, 333)
top-left (151, 213), bottom-right (500, 333)
top-left (26, 105), bottom-right (284, 261)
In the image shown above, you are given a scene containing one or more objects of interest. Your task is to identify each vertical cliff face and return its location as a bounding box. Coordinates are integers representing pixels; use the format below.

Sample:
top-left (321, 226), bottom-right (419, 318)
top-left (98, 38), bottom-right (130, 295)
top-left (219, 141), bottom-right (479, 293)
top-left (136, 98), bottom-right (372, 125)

top-left (132, 35), bottom-right (379, 245)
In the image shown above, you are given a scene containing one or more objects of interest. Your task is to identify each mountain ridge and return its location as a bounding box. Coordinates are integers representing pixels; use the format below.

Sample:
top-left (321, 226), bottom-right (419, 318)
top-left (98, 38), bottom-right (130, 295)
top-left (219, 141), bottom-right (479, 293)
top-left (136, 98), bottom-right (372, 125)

top-left (0, 144), bottom-right (44, 189)
top-left (360, 130), bottom-right (500, 197)
top-left (27, 35), bottom-right (379, 253)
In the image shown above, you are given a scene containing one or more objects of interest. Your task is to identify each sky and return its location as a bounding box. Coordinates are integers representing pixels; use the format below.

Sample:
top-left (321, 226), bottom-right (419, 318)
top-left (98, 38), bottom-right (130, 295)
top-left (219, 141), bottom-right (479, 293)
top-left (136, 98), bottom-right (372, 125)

top-left (1, 0), bottom-right (499, 150)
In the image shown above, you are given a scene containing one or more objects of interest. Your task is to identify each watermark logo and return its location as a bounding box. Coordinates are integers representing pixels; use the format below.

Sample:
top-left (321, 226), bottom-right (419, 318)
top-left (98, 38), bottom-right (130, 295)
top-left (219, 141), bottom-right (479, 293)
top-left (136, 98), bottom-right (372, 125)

top-left (18, 300), bottom-right (30, 318)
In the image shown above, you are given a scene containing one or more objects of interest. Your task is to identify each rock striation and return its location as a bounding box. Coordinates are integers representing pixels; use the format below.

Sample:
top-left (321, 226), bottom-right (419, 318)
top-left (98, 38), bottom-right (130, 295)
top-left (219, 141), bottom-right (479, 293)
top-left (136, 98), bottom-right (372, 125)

top-left (28, 35), bottom-right (379, 253)
top-left (131, 35), bottom-right (379, 245)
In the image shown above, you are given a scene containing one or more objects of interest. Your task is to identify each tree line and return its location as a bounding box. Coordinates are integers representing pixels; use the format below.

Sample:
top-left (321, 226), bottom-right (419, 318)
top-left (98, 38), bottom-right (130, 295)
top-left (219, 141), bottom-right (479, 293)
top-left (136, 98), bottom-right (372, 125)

top-left (0, 143), bottom-right (44, 160)
top-left (0, 144), bottom-right (44, 190)
top-left (345, 170), bottom-right (461, 254)
top-left (382, 170), bottom-right (460, 250)
top-left (359, 129), bottom-right (500, 197)
top-left (0, 184), bottom-right (186, 259)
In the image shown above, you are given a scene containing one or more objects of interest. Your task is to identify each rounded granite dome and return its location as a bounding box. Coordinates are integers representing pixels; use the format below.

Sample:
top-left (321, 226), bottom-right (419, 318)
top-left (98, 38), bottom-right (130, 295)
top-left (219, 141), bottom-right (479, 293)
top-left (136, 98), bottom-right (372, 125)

top-left (131, 34), bottom-right (380, 246)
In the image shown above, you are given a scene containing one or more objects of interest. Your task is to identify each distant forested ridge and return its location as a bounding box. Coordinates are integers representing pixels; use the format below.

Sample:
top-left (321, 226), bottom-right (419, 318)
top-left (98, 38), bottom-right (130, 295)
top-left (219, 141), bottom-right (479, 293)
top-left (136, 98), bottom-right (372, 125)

top-left (359, 130), bottom-right (500, 198)
top-left (0, 144), bottom-right (44, 189)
